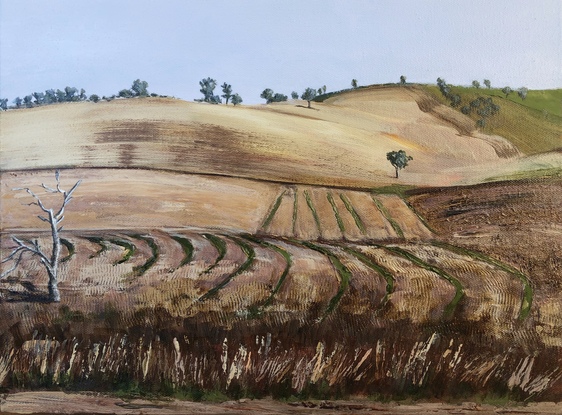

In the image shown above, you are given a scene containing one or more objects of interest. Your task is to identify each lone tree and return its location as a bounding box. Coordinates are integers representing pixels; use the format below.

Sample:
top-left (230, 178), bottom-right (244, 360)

top-left (483, 79), bottom-right (491, 89)
top-left (400, 75), bottom-right (406, 85)
top-left (501, 86), bottom-right (512, 98)
top-left (351, 79), bottom-right (358, 88)
top-left (1, 171), bottom-right (81, 302)
top-left (472, 80), bottom-right (480, 89)
top-left (300, 87), bottom-right (317, 108)
top-left (517, 87), bottom-right (528, 100)
top-left (386, 150), bottom-right (413, 178)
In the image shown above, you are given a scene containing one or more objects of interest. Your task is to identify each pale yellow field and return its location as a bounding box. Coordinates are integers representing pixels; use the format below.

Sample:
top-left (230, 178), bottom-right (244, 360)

top-left (0, 86), bottom-right (534, 188)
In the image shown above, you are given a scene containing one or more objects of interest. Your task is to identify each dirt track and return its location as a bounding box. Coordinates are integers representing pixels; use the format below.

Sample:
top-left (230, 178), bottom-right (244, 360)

top-left (2, 392), bottom-right (562, 415)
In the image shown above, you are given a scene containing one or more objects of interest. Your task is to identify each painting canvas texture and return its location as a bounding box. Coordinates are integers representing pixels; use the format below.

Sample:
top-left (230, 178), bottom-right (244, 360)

top-left (0, 1), bottom-right (561, 413)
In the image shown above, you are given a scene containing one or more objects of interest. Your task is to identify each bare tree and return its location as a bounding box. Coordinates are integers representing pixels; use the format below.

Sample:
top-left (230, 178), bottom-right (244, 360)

top-left (1, 171), bottom-right (81, 302)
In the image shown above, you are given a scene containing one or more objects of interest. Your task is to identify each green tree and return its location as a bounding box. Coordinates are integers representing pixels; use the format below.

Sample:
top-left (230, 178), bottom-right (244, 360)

top-left (260, 89), bottom-right (287, 104)
top-left (0, 98), bottom-right (7, 111)
top-left (231, 93), bottom-right (243, 106)
top-left (517, 87), bottom-right (528, 100)
top-left (291, 91), bottom-right (299, 99)
top-left (23, 95), bottom-right (34, 108)
top-left (400, 75), bottom-right (406, 85)
top-left (13, 97), bottom-right (22, 108)
top-left (386, 150), bottom-right (413, 178)
top-left (351, 79), bottom-right (358, 88)
top-left (197, 77), bottom-right (221, 103)
top-left (483, 79), bottom-right (491, 89)
top-left (472, 80), bottom-right (480, 89)
top-left (89, 94), bottom-right (100, 103)
top-left (131, 79), bottom-right (149, 96)
top-left (501, 86), bottom-right (512, 98)
top-left (300, 87), bottom-right (317, 108)
top-left (221, 82), bottom-right (232, 104)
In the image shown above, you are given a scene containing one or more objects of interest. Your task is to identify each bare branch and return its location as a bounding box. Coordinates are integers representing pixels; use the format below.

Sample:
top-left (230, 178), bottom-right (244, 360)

top-left (37, 215), bottom-right (49, 223)
top-left (1, 246), bottom-right (26, 263)
top-left (0, 251), bottom-right (24, 279)
top-left (57, 226), bottom-right (64, 233)
top-left (41, 183), bottom-right (58, 193)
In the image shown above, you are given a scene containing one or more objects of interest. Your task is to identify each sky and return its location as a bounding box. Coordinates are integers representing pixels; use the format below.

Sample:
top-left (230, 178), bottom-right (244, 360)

top-left (1, 0), bottom-right (560, 104)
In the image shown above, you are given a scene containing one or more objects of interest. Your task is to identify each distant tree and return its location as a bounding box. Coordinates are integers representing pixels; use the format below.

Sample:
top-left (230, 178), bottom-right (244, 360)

top-left (472, 80), bottom-right (480, 89)
top-left (0, 98), bottom-right (7, 111)
top-left (79, 88), bottom-right (87, 100)
top-left (197, 77), bottom-right (221, 103)
top-left (291, 91), bottom-right (299, 99)
top-left (65, 86), bottom-right (78, 101)
top-left (322, 85), bottom-right (327, 94)
top-left (400, 75), bottom-right (406, 85)
top-left (436, 77), bottom-right (451, 98)
top-left (517, 87), bottom-right (528, 100)
top-left (386, 150), bottom-right (413, 178)
top-left (131, 79), bottom-right (149, 97)
top-left (89, 94), bottom-right (100, 103)
top-left (1, 171), bottom-right (81, 302)
top-left (272, 93), bottom-right (287, 102)
top-left (260, 88), bottom-right (274, 103)
top-left (351, 79), bottom-right (358, 88)
top-left (483, 79), bottom-right (491, 89)
top-left (221, 82), bottom-right (233, 104)
top-left (461, 105), bottom-right (471, 115)
top-left (260, 89), bottom-right (287, 104)
top-left (44, 89), bottom-right (57, 104)
top-left (450, 94), bottom-right (462, 108)
top-left (501, 86), bottom-right (512, 98)
top-left (23, 95), bottom-right (34, 108)
top-left (13, 97), bottom-right (22, 108)
top-left (32, 92), bottom-right (45, 105)
top-left (118, 89), bottom-right (134, 98)
top-left (301, 88), bottom-right (317, 108)
top-left (476, 118), bottom-right (486, 128)
top-left (317, 88), bottom-right (323, 95)
top-left (231, 93), bottom-right (243, 106)
top-left (56, 89), bottom-right (66, 102)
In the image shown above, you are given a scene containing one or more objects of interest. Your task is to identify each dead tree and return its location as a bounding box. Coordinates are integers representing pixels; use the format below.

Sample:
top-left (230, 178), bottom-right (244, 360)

top-left (1, 171), bottom-right (81, 302)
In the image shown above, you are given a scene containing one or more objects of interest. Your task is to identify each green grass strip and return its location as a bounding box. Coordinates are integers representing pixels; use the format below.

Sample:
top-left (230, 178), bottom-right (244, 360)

top-left (295, 240), bottom-right (351, 319)
top-left (60, 238), bottom-right (75, 263)
top-left (292, 188), bottom-right (298, 235)
top-left (303, 190), bottom-right (322, 235)
top-left (83, 236), bottom-right (108, 258)
top-left (131, 234), bottom-right (159, 276)
top-left (343, 247), bottom-right (394, 313)
top-left (379, 245), bottom-right (464, 320)
top-left (327, 192), bottom-right (345, 233)
top-left (339, 193), bottom-right (366, 235)
top-left (431, 241), bottom-right (533, 320)
top-left (199, 236), bottom-right (255, 302)
top-left (170, 234), bottom-right (194, 268)
top-left (371, 196), bottom-right (404, 238)
top-left (108, 238), bottom-right (136, 265)
top-left (242, 234), bottom-right (292, 309)
top-left (202, 233), bottom-right (227, 274)
top-left (261, 190), bottom-right (286, 231)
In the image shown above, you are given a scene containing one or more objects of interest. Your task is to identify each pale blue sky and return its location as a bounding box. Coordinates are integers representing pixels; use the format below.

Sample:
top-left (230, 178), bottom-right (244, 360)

top-left (1, 0), bottom-right (560, 104)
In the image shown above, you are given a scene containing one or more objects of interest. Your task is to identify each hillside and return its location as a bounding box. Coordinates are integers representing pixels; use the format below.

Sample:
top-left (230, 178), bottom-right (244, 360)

top-left (2, 86), bottom-right (551, 188)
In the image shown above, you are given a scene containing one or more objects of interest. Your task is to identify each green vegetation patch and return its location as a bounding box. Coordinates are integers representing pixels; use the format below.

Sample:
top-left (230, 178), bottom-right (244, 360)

top-left (242, 234), bottom-right (292, 310)
top-left (108, 238), bottom-right (136, 265)
top-left (297, 240), bottom-right (351, 319)
top-left (202, 233), bottom-right (227, 274)
top-left (343, 247), bottom-right (394, 312)
top-left (371, 184), bottom-right (417, 199)
top-left (60, 238), bottom-right (75, 263)
top-left (422, 85), bottom-right (562, 154)
top-left (339, 193), bottom-right (366, 235)
top-left (303, 190), bottom-right (322, 234)
top-left (292, 188), bottom-right (298, 235)
top-left (199, 236), bottom-right (255, 302)
top-left (170, 234), bottom-right (194, 268)
top-left (371, 196), bottom-right (404, 238)
top-left (380, 245), bottom-right (464, 320)
top-left (83, 236), bottom-right (108, 258)
top-left (131, 234), bottom-right (159, 276)
top-left (486, 167), bottom-right (562, 183)
top-left (327, 192), bottom-right (345, 233)
top-left (431, 241), bottom-right (532, 319)
top-left (261, 189), bottom-right (286, 231)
